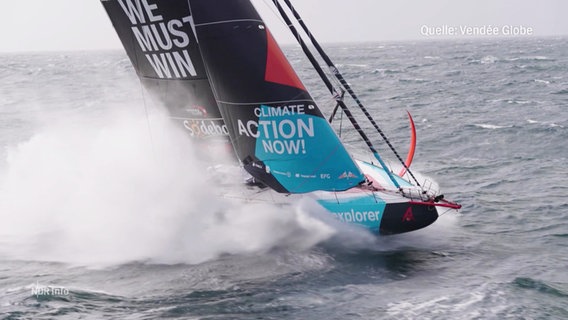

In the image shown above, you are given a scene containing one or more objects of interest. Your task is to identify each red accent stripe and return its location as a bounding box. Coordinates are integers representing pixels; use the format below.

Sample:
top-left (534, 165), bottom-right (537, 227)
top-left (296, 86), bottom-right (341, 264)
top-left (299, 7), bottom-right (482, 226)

top-left (264, 29), bottom-right (306, 90)
top-left (409, 201), bottom-right (462, 210)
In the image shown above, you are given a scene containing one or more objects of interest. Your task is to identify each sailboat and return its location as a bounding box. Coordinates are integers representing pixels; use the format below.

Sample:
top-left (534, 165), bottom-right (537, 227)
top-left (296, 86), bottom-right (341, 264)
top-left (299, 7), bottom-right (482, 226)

top-left (101, 0), bottom-right (461, 235)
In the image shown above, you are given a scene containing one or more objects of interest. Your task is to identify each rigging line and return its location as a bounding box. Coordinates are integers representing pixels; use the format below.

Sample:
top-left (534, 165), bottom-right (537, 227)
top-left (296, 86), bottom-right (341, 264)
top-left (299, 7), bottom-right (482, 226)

top-left (139, 80), bottom-right (155, 156)
top-left (271, 0), bottom-right (402, 190)
top-left (261, 0), bottom-right (288, 27)
top-left (328, 90), bottom-right (344, 123)
top-left (338, 107), bottom-right (344, 138)
top-left (129, 32), bottom-right (156, 159)
top-left (439, 207), bottom-right (454, 217)
top-left (280, 0), bottom-right (421, 187)
top-left (194, 18), bottom-right (264, 27)
top-left (328, 102), bottom-right (340, 123)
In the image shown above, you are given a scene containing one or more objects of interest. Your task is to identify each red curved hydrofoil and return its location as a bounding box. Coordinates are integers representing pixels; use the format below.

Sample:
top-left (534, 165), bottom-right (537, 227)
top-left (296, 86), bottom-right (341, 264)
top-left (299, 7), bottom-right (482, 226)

top-left (398, 111), bottom-right (417, 177)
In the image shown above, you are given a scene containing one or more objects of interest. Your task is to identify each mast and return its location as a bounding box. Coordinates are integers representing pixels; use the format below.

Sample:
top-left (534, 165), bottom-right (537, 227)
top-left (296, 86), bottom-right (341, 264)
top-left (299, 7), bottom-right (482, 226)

top-left (270, 0), bottom-right (404, 190)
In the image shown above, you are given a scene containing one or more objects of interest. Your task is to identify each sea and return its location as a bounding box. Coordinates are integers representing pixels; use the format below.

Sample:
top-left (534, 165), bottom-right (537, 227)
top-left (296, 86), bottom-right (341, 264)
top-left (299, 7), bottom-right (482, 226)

top-left (1, 37), bottom-right (567, 319)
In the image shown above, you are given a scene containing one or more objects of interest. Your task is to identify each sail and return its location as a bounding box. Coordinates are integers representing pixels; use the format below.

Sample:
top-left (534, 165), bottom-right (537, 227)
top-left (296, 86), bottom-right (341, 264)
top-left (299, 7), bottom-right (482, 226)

top-left (100, 0), bottom-right (230, 146)
top-left (188, 0), bottom-right (364, 193)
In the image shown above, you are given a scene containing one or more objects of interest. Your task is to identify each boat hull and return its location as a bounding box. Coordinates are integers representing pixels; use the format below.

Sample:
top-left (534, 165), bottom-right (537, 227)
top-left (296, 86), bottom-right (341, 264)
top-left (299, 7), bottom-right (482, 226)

top-left (378, 202), bottom-right (438, 235)
top-left (309, 189), bottom-right (438, 235)
top-left (307, 159), bottom-right (439, 235)
top-left (217, 159), bottom-right (441, 236)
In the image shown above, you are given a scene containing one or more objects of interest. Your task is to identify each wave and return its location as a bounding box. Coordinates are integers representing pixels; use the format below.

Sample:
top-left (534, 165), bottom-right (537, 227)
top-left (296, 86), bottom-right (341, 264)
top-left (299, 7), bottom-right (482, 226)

top-left (0, 110), bottom-right (334, 267)
top-left (406, 63), bottom-right (436, 69)
top-left (505, 56), bottom-right (554, 62)
top-left (527, 119), bottom-right (565, 128)
top-left (399, 78), bottom-right (430, 83)
top-left (466, 55), bottom-right (498, 65)
top-left (469, 55), bottom-right (555, 66)
top-left (552, 88), bottom-right (568, 95)
top-left (473, 124), bottom-right (514, 130)
top-left (386, 282), bottom-right (510, 318)
top-left (513, 277), bottom-right (568, 298)
top-left (372, 68), bottom-right (403, 75)
top-left (481, 55), bottom-right (498, 64)
top-left (336, 63), bottom-right (369, 68)
top-left (487, 98), bottom-right (542, 106)
top-left (444, 70), bottom-right (462, 76)
top-left (506, 99), bottom-right (533, 105)
top-left (534, 79), bottom-right (550, 84)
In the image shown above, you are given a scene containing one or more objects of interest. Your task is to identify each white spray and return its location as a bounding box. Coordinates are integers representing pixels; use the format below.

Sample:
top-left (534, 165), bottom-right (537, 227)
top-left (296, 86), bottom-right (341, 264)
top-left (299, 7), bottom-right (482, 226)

top-left (0, 108), bottom-right (334, 267)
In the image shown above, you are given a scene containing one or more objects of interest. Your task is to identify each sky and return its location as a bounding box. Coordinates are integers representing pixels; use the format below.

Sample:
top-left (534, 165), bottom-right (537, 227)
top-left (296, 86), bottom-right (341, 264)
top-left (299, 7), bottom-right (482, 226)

top-left (0, 0), bottom-right (567, 52)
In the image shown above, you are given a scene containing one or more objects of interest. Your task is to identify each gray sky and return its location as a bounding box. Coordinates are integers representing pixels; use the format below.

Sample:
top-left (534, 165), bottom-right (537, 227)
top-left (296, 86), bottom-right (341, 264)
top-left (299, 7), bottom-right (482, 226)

top-left (1, 0), bottom-right (567, 52)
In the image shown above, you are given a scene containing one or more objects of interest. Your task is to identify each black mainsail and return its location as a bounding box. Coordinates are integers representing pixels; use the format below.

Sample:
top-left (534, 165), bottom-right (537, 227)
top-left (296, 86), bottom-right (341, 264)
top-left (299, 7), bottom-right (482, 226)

top-left (188, 0), bottom-right (364, 193)
top-left (101, 0), bottom-right (229, 146)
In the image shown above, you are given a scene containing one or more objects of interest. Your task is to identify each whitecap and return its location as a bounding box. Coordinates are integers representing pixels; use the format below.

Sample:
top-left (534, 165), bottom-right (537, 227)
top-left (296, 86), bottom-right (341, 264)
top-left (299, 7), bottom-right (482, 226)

top-left (480, 55), bottom-right (498, 64)
top-left (474, 124), bottom-right (513, 130)
top-left (399, 78), bottom-right (429, 83)
top-left (507, 100), bottom-right (532, 104)
top-left (525, 119), bottom-right (564, 128)
top-left (344, 64), bottom-right (368, 68)
top-left (506, 56), bottom-right (553, 62)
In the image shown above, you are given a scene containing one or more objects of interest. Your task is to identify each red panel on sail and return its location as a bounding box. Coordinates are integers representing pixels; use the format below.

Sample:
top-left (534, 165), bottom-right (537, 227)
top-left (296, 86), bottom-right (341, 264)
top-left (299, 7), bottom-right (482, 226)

top-left (264, 30), bottom-right (306, 91)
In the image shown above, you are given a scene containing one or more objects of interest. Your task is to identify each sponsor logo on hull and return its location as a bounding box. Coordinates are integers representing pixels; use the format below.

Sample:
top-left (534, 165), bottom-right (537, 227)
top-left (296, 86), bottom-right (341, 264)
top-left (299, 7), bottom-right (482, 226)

top-left (317, 196), bottom-right (387, 231)
top-left (331, 208), bottom-right (381, 223)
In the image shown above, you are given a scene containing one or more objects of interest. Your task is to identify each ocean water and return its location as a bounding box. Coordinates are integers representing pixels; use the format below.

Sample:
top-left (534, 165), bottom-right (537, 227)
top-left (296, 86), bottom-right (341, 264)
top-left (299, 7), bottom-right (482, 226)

top-left (1, 37), bottom-right (567, 319)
